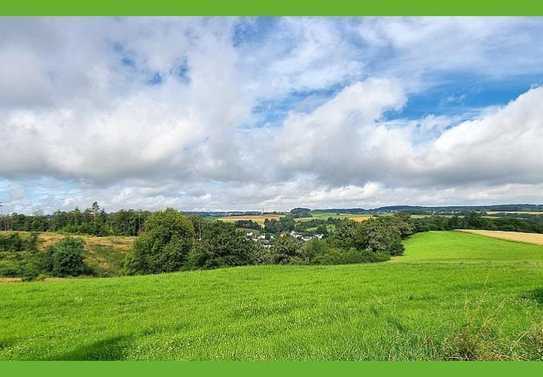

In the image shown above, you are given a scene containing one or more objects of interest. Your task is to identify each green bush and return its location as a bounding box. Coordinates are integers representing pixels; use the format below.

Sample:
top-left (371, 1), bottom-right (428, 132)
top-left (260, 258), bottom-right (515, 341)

top-left (19, 253), bottom-right (47, 281)
top-left (125, 209), bottom-right (195, 274)
top-left (312, 248), bottom-right (390, 265)
top-left (0, 258), bottom-right (20, 277)
top-left (43, 237), bottom-right (89, 277)
top-left (0, 232), bottom-right (38, 252)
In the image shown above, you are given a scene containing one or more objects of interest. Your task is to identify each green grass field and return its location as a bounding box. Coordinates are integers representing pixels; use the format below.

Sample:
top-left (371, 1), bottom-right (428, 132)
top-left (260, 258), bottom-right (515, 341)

top-left (1, 231), bottom-right (542, 360)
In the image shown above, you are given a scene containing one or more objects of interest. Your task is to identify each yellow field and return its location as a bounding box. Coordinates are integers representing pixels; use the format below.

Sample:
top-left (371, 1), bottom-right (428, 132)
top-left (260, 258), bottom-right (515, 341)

top-left (0, 231), bottom-right (134, 252)
top-left (219, 214), bottom-right (284, 224)
top-left (348, 214), bottom-right (371, 222)
top-left (486, 211), bottom-right (543, 215)
top-left (457, 229), bottom-right (543, 246)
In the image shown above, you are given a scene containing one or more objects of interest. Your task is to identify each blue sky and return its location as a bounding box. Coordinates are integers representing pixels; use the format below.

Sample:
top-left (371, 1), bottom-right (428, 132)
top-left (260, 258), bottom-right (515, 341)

top-left (1, 17), bottom-right (543, 213)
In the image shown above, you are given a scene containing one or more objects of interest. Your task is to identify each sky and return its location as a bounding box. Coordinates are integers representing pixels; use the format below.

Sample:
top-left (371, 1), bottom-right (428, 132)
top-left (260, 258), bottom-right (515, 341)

top-left (1, 17), bottom-right (543, 214)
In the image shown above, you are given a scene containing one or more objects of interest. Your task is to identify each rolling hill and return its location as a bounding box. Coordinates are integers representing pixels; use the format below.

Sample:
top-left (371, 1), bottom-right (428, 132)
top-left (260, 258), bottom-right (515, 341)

top-left (1, 231), bottom-right (542, 360)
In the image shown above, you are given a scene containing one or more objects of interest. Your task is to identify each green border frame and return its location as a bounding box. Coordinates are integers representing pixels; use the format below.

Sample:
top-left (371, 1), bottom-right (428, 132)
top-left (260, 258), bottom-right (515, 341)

top-left (1, 0), bottom-right (543, 16)
top-left (1, 362), bottom-right (543, 376)
top-left (1, 0), bottom-right (542, 375)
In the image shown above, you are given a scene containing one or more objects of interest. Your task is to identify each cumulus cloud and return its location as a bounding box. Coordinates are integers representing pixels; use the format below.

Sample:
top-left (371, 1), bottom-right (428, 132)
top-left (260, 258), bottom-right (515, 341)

top-left (1, 17), bottom-right (543, 213)
top-left (425, 87), bottom-right (543, 185)
top-left (275, 78), bottom-right (409, 183)
top-left (276, 82), bottom-right (543, 188)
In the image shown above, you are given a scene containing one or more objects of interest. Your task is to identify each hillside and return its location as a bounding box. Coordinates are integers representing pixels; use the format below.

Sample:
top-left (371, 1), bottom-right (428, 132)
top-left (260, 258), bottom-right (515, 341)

top-left (0, 231), bottom-right (134, 277)
top-left (312, 204), bottom-right (543, 214)
top-left (1, 231), bottom-right (542, 360)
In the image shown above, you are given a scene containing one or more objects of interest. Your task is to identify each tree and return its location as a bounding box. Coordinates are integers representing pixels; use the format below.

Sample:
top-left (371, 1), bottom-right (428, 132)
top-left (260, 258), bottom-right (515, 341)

top-left (290, 208), bottom-right (312, 218)
top-left (301, 238), bottom-right (329, 263)
top-left (125, 209), bottom-right (195, 274)
top-left (43, 237), bottom-right (88, 277)
top-left (331, 219), bottom-right (357, 249)
top-left (186, 221), bottom-right (259, 269)
top-left (465, 212), bottom-right (487, 229)
top-left (354, 217), bottom-right (405, 256)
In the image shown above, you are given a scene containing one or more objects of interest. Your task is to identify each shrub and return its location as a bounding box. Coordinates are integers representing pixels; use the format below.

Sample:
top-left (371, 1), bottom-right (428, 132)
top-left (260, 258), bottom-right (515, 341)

top-left (20, 253), bottom-right (46, 281)
top-left (0, 232), bottom-right (38, 252)
top-left (43, 237), bottom-right (89, 277)
top-left (0, 259), bottom-right (20, 277)
top-left (125, 209), bottom-right (195, 274)
top-left (312, 248), bottom-right (390, 265)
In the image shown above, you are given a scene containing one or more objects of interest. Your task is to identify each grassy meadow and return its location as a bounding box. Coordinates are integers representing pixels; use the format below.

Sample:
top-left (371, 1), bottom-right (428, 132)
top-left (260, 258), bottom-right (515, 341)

top-left (1, 231), bottom-right (542, 360)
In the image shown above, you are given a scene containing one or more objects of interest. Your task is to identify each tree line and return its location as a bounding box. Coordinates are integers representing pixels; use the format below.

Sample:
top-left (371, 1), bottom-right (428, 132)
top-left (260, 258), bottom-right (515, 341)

top-left (0, 202), bottom-right (150, 236)
top-left (411, 212), bottom-right (543, 233)
top-left (125, 210), bottom-right (413, 275)
top-left (2, 207), bottom-right (543, 280)
top-left (0, 209), bottom-right (414, 279)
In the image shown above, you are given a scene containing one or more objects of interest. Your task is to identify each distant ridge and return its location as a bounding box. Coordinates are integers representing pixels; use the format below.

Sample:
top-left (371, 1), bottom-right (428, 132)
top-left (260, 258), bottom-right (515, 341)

top-left (196, 204), bottom-right (543, 217)
top-left (314, 204), bottom-right (543, 214)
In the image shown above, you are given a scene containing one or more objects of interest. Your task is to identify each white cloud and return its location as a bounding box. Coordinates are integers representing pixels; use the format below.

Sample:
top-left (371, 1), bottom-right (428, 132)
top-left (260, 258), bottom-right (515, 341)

top-left (1, 17), bottom-right (543, 213)
top-left (426, 86), bottom-right (543, 185)
top-left (275, 82), bottom-right (543, 188)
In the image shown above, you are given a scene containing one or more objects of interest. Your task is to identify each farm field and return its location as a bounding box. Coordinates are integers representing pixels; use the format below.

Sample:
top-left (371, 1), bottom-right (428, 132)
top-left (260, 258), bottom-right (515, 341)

top-left (303, 212), bottom-right (371, 222)
top-left (218, 214), bottom-right (283, 224)
top-left (219, 212), bottom-right (371, 223)
top-left (1, 231), bottom-right (542, 360)
top-left (398, 231), bottom-right (543, 263)
top-left (457, 230), bottom-right (543, 246)
top-left (0, 231), bottom-right (135, 277)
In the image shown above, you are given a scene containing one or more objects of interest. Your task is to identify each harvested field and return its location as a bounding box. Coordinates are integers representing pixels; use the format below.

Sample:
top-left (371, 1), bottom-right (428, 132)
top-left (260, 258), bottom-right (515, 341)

top-left (347, 214), bottom-right (371, 222)
top-left (457, 229), bottom-right (543, 246)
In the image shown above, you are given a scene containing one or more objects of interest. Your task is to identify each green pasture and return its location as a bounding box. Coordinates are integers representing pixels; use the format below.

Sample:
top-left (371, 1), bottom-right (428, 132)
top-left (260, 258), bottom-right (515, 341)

top-left (1, 231), bottom-right (542, 360)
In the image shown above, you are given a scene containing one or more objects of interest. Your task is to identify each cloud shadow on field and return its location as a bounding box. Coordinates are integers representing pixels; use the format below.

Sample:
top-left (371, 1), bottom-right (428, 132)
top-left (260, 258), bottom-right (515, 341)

top-left (47, 335), bottom-right (133, 360)
top-left (522, 288), bottom-right (543, 306)
top-left (0, 338), bottom-right (16, 351)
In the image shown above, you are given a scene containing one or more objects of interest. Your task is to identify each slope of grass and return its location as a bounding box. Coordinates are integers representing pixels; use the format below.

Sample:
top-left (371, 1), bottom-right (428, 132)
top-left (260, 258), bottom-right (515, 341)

top-left (399, 231), bottom-right (543, 263)
top-left (0, 231), bottom-right (542, 360)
